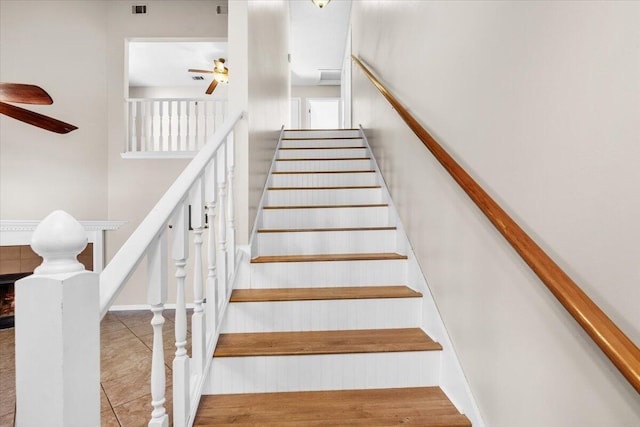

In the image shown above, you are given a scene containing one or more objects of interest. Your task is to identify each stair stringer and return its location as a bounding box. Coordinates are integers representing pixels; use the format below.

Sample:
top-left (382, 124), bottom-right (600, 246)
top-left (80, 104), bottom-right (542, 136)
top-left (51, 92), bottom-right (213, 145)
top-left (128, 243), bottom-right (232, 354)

top-left (361, 126), bottom-right (486, 427)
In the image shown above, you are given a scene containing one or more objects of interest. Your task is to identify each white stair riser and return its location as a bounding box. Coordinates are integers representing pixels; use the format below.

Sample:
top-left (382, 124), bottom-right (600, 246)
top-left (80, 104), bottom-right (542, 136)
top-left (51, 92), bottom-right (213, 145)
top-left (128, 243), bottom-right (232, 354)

top-left (207, 351), bottom-right (440, 394)
top-left (248, 259), bottom-right (407, 288)
top-left (270, 172), bottom-right (377, 187)
top-left (281, 138), bottom-right (365, 148)
top-left (284, 130), bottom-right (361, 138)
top-left (260, 206), bottom-right (390, 229)
top-left (257, 229), bottom-right (397, 256)
top-left (222, 298), bottom-right (421, 333)
top-left (278, 148), bottom-right (367, 159)
top-left (274, 159), bottom-right (372, 172)
top-left (267, 188), bottom-right (382, 206)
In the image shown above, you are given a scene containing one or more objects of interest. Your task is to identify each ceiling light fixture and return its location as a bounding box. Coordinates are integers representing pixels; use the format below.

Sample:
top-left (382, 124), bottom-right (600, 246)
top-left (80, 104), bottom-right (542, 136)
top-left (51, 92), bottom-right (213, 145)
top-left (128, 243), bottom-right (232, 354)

top-left (311, 0), bottom-right (331, 9)
top-left (213, 58), bottom-right (229, 84)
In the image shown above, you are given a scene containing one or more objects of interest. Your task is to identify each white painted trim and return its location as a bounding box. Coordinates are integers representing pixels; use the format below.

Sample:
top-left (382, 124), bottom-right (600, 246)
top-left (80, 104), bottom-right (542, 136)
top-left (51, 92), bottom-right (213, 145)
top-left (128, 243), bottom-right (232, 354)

top-left (290, 97), bottom-right (302, 129)
top-left (0, 220), bottom-right (126, 273)
top-left (0, 220), bottom-right (126, 232)
top-left (109, 303), bottom-right (196, 312)
top-left (121, 151), bottom-right (199, 159)
top-left (248, 126), bottom-right (286, 258)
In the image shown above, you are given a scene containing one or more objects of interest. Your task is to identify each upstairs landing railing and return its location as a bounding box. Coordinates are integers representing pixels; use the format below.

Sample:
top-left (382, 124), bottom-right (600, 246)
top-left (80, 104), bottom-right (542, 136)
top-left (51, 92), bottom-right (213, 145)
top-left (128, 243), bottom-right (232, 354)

top-left (125, 98), bottom-right (228, 158)
top-left (352, 55), bottom-right (640, 394)
top-left (14, 110), bottom-right (243, 427)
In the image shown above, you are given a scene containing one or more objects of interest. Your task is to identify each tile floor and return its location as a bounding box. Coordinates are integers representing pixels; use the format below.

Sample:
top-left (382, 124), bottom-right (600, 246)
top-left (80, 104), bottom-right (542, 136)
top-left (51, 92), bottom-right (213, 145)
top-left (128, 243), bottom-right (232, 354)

top-left (0, 309), bottom-right (191, 426)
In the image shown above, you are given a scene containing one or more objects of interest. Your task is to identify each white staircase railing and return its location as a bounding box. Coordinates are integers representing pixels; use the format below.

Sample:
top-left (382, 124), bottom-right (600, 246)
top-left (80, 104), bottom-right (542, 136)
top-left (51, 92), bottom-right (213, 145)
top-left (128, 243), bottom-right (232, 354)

top-left (14, 110), bottom-right (244, 427)
top-left (125, 98), bottom-right (228, 156)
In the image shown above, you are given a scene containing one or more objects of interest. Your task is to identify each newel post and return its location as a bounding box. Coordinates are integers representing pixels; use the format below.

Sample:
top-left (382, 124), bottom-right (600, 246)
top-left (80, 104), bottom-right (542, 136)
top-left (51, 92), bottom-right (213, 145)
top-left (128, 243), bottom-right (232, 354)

top-left (14, 210), bottom-right (100, 427)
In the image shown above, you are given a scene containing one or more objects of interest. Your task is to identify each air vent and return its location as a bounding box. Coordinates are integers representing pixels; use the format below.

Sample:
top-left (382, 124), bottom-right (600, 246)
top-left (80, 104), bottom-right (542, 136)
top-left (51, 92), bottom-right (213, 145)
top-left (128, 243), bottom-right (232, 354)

top-left (132, 5), bottom-right (147, 14)
top-left (319, 69), bottom-right (341, 84)
top-left (192, 76), bottom-right (205, 81)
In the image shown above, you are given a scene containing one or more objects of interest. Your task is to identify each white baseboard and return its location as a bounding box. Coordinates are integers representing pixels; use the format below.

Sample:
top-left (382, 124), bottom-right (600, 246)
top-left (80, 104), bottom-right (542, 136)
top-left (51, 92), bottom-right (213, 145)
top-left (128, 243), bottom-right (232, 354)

top-left (109, 303), bottom-right (196, 312)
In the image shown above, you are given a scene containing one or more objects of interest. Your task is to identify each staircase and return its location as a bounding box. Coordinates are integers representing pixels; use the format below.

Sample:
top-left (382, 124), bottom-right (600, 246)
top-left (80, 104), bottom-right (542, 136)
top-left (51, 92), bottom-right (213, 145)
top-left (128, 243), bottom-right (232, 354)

top-left (194, 129), bottom-right (472, 426)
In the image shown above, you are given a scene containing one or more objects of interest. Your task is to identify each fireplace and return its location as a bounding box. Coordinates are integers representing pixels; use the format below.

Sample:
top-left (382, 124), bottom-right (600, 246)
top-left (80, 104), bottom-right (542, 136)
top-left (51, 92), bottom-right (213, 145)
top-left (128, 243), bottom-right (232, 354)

top-left (0, 244), bottom-right (93, 329)
top-left (0, 272), bottom-right (26, 329)
top-left (0, 218), bottom-right (125, 329)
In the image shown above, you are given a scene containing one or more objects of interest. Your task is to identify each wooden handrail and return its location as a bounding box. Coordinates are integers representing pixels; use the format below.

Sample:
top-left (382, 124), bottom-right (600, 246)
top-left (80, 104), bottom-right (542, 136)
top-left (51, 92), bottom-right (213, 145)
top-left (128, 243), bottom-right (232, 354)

top-left (352, 55), bottom-right (640, 394)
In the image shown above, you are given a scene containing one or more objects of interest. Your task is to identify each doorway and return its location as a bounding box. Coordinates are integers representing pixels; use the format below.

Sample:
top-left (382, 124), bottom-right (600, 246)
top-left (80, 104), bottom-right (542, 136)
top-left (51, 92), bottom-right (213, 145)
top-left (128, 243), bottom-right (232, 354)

top-left (306, 98), bottom-right (341, 129)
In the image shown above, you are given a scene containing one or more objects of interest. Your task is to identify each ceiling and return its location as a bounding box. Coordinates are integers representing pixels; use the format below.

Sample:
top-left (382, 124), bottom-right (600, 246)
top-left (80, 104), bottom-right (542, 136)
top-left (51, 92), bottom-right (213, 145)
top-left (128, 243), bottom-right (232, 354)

top-left (289, 0), bottom-right (352, 86)
top-left (128, 0), bottom-right (352, 88)
top-left (128, 41), bottom-right (227, 87)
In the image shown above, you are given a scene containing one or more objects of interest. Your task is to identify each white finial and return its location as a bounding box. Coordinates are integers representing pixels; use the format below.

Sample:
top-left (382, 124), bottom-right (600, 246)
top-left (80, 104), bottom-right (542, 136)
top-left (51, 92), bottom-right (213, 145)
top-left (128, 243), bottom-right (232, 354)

top-left (31, 210), bottom-right (87, 275)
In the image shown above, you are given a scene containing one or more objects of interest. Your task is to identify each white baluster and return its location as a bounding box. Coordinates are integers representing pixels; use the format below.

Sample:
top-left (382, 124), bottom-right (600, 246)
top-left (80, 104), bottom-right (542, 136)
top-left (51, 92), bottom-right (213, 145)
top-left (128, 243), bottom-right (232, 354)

top-left (226, 131), bottom-right (236, 273)
top-left (202, 101), bottom-right (210, 144)
top-left (186, 101), bottom-right (191, 151)
top-left (217, 148), bottom-right (228, 300)
top-left (195, 101), bottom-right (200, 151)
top-left (159, 101), bottom-right (165, 151)
top-left (168, 100), bottom-right (174, 151)
top-left (205, 160), bottom-right (218, 334)
top-left (147, 232), bottom-right (169, 427)
top-left (131, 101), bottom-right (137, 152)
top-left (149, 101), bottom-right (156, 151)
top-left (190, 176), bottom-right (206, 375)
top-left (177, 101), bottom-right (182, 152)
top-left (140, 101), bottom-right (147, 153)
top-left (172, 201), bottom-right (190, 427)
top-left (15, 210), bottom-right (99, 426)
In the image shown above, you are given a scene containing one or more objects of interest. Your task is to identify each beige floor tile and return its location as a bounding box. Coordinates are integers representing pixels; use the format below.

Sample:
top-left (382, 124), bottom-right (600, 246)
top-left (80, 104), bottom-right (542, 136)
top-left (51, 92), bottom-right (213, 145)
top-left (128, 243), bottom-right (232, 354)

top-left (101, 386), bottom-right (112, 413)
top-left (101, 349), bottom-right (153, 384)
top-left (0, 412), bottom-right (14, 427)
top-left (113, 386), bottom-right (173, 427)
top-left (102, 332), bottom-right (148, 360)
top-left (102, 359), bottom-right (171, 408)
top-left (101, 407), bottom-right (121, 427)
top-left (0, 371), bottom-right (14, 419)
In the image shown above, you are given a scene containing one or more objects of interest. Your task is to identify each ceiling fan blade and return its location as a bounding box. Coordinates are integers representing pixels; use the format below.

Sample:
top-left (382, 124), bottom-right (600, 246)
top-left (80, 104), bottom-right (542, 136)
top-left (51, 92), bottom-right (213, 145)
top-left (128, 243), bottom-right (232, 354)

top-left (0, 102), bottom-right (78, 134)
top-left (188, 69), bottom-right (214, 74)
top-left (0, 83), bottom-right (53, 105)
top-left (205, 79), bottom-right (218, 95)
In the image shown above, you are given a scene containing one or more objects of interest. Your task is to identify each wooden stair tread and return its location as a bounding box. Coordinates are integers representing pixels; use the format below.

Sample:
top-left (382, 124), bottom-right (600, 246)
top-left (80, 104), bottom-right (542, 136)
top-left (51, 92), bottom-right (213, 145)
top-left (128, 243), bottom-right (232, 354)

top-left (214, 328), bottom-right (442, 357)
top-left (230, 286), bottom-right (422, 302)
top-left (276, 157), bottom-right (370, 161)
top-left (268, 185), bottom-right (380, 190)
top-left (282, 136), bottom-right (363, 140)
top-left (257, 226), bottom-right (396, 233)
top-left (263, 203), bottom-right (388, 210)
top-left (272, 170), bottom-right (375, 174)
top-left (251, 253), bottom-right (408, 263)
top-left (285, 128), bottom-right (360, 131)
top-left (194, 387), bottom-right (470, 426)
top-left (280, 146), bottom-right (365, 150)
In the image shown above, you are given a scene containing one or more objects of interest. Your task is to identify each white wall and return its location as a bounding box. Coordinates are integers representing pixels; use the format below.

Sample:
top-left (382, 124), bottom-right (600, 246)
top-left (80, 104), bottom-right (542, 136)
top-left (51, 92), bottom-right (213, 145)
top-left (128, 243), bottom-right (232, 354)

top-left (291, 85), bottom-right (341, 129)
top-left (351, 1), bottom-right (640, 426)
top-left (0, 1), bottom-right (109, 221)
top-left (229, 0), bottom-right (289, 243)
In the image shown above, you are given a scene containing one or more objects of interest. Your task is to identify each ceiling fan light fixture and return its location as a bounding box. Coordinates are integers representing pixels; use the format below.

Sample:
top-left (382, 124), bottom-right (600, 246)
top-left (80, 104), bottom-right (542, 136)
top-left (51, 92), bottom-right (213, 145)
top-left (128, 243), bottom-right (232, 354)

top-left (311, 0), bottom-right (331, 9)
top-left (213, 72), bottom-right (228, 84)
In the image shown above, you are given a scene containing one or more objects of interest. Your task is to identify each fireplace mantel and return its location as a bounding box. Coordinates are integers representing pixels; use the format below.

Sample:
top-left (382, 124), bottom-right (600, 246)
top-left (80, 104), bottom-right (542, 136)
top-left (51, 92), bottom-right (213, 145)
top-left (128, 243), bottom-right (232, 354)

top-left (0, 220), bottom-right (126, 272)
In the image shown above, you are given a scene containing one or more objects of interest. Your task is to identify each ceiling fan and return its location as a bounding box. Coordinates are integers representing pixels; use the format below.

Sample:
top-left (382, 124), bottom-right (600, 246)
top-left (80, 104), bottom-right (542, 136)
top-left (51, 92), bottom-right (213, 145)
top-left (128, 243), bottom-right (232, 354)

top-left (188, 58), bottom-right (229, 95)
top-left (0, 83), bottom-right (78, 134)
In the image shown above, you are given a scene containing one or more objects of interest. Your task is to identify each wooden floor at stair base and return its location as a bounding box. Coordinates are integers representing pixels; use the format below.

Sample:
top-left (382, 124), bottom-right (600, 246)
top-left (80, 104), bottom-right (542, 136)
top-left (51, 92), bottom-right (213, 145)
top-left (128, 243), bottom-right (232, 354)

top-left (214, 328), bottom-right (441, 357)
top-left (194, 387), bottom-right (471, 426)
